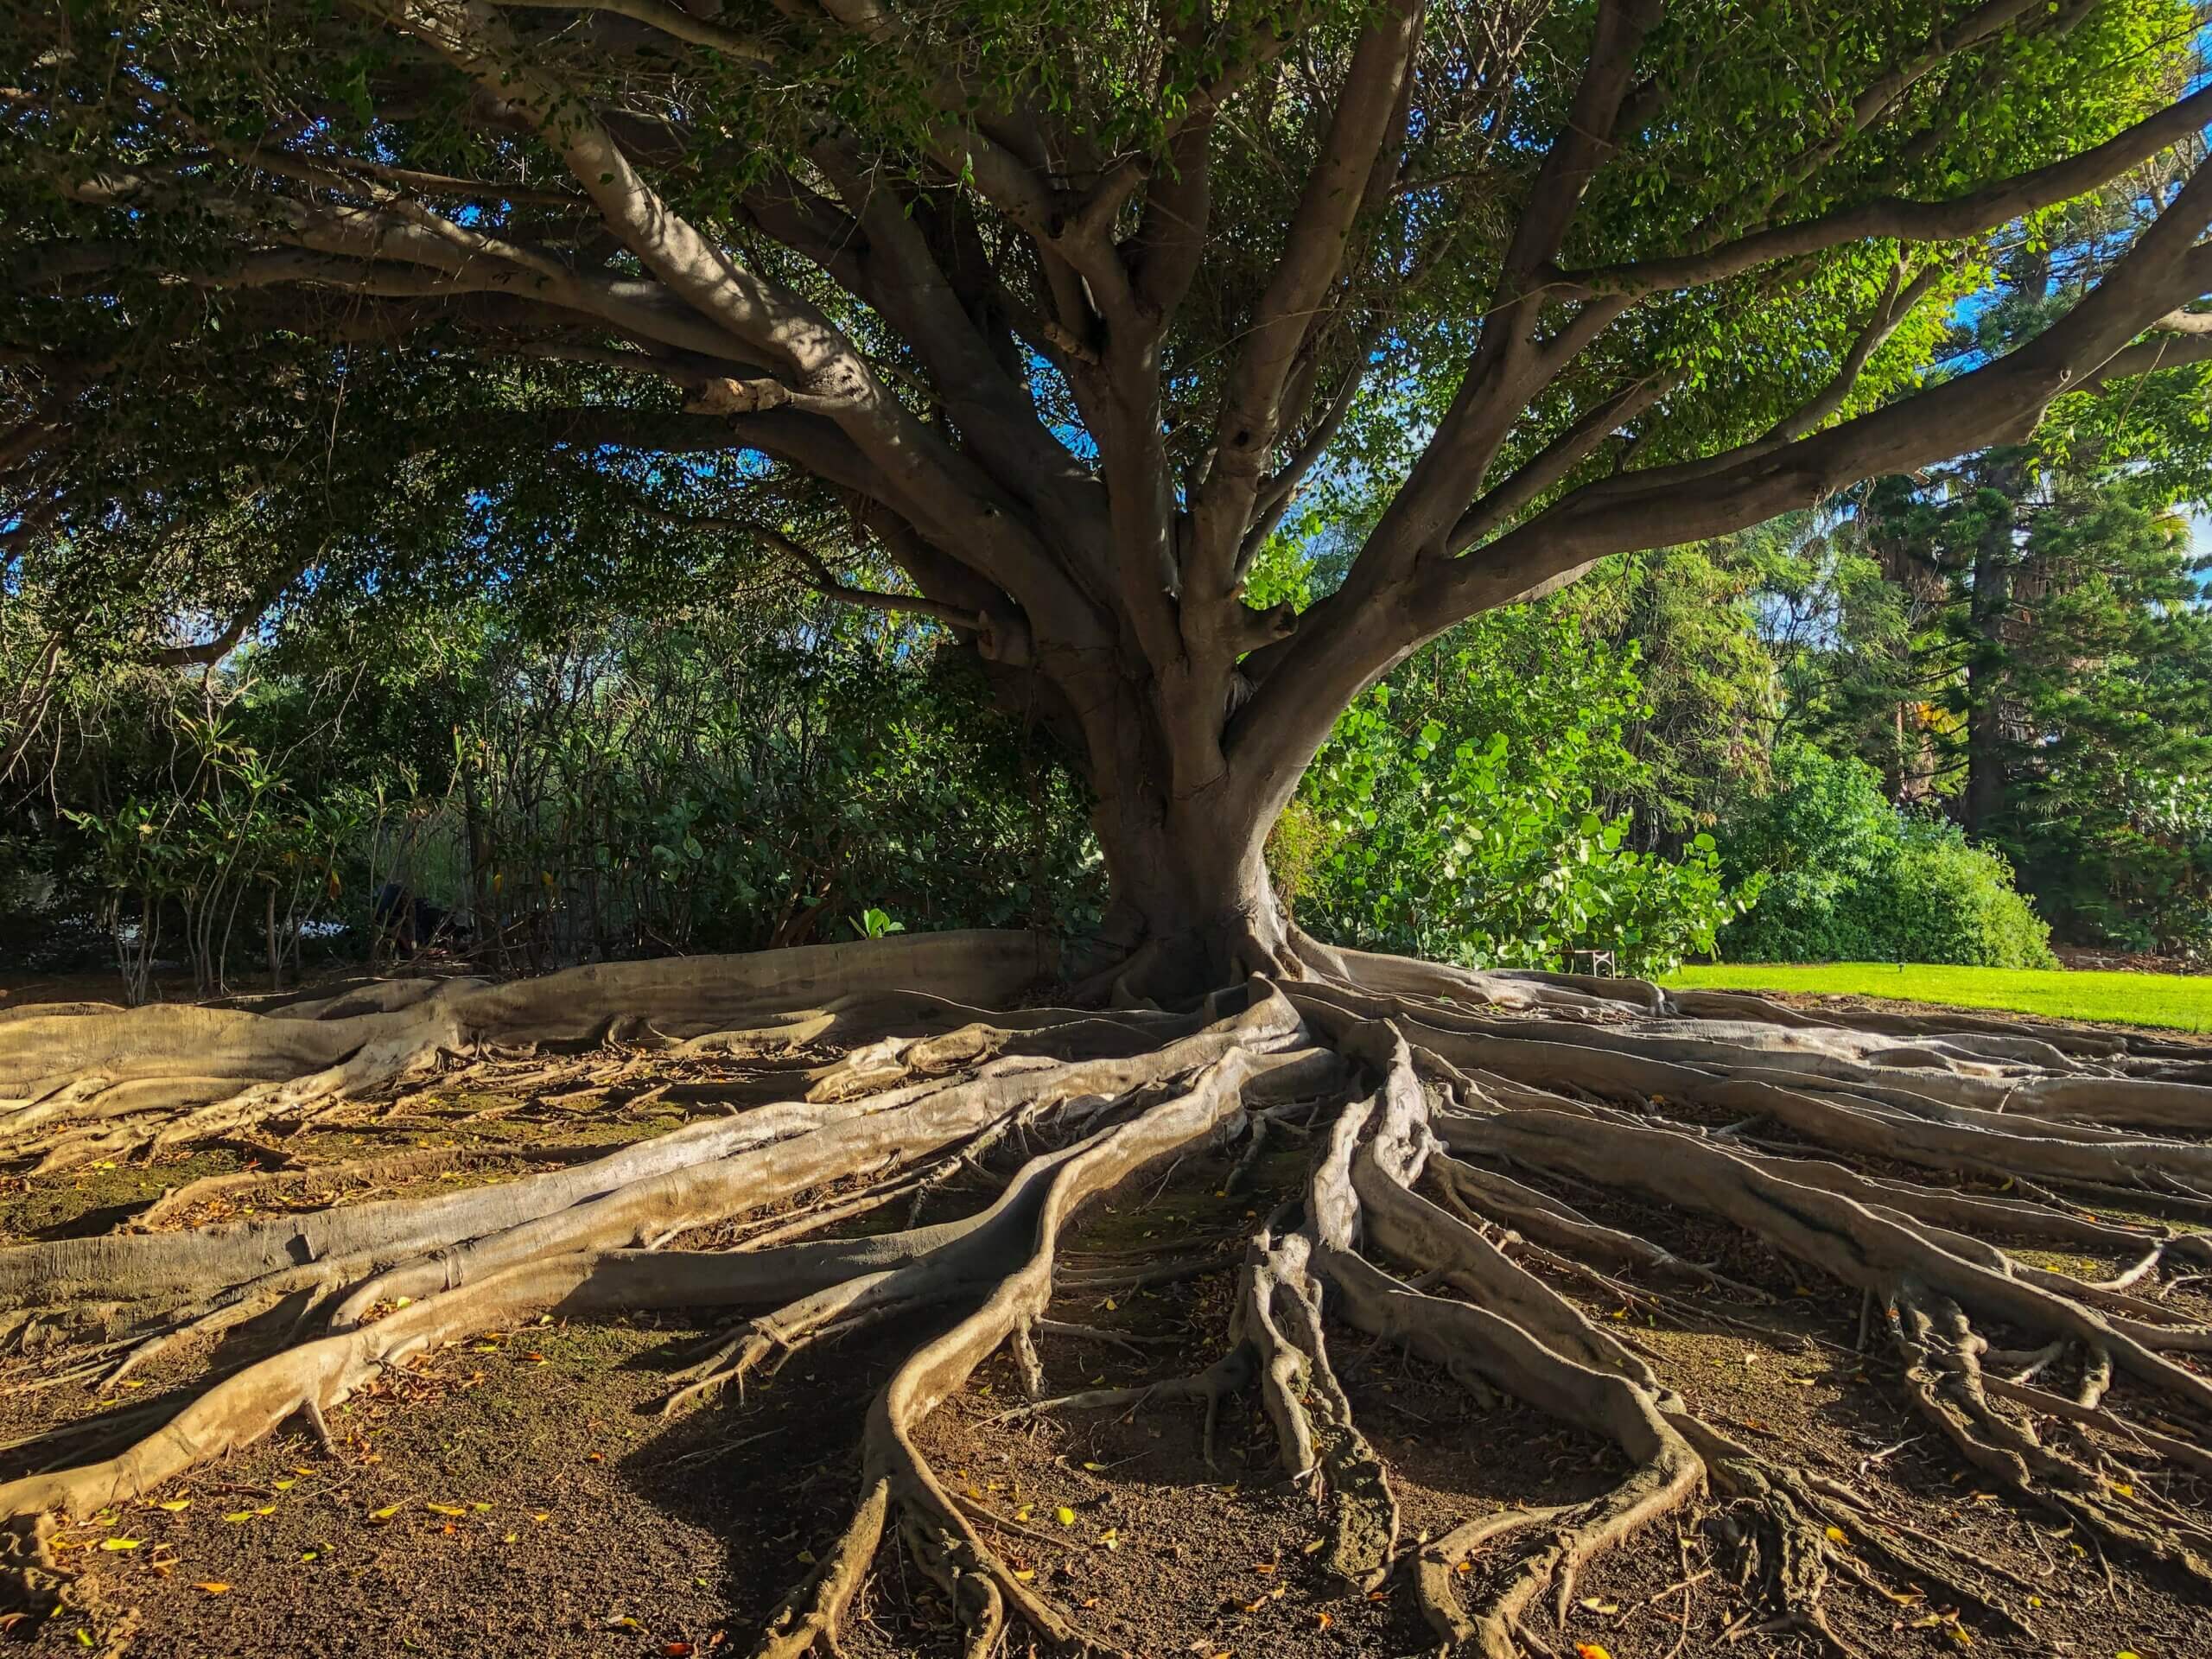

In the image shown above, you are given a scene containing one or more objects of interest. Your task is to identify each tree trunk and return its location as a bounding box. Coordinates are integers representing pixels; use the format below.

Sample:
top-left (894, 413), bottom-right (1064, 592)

top-left (1090, 773), bottom-right (1290, 996)
top-left (1963, 452), bottom-right (2025, 838)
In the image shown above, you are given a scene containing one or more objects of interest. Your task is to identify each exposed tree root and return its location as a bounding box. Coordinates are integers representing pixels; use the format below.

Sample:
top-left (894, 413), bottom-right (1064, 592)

top-left (3, 929), bottom-right (2212, 1656)
top-left (0, 931), bottom-right (1058, 1171)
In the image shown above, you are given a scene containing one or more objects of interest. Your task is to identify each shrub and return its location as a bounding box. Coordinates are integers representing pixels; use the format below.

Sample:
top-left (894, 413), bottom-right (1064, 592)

top-left (1718, 743), bottom-right (2056, 968)
top-left (1280, 616), bottom-right (1759, 977)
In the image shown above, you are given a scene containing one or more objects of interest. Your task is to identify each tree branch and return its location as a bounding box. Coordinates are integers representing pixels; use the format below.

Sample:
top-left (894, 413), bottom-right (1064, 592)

top-left (1560, 80), bottom-right (2212, 300)
top-left (1185, 0), bottom-right (1422, 604)
top-left (1229, 148), bottom-right (2212, 837)
top-left (145, 559), bottom-right (311, 670)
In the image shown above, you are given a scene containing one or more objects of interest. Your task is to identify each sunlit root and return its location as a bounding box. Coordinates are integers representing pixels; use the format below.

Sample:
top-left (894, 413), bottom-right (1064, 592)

top-left (11, 931), bottom-right (2212, 1659)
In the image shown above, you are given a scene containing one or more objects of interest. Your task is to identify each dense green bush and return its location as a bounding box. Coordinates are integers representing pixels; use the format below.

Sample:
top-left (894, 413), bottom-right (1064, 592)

top-left (1276, 613), bottom-right (1760, 976)
top-left (4, 597), bottom-right (1104, 998)
top-left (1717, 743), bottom-right (2056, 968)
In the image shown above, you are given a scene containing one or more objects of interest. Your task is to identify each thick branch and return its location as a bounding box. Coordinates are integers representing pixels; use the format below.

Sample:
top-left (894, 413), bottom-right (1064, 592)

top-left (1185, 0), bottom-right (1421, 604)
top-left (1560, 81), bottom-right (2212, 299)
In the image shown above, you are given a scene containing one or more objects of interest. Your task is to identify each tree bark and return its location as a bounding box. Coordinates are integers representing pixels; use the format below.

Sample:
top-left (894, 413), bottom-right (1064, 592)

top-left (1091, 779), bottom-right (1288, 995)
top-left (1963, 450), bottom-right (2028, 838)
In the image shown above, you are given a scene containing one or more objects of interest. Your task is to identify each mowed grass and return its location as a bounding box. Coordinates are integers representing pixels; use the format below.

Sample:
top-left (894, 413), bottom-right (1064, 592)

top-left (1659, 961), bottom-right (2212, 1033)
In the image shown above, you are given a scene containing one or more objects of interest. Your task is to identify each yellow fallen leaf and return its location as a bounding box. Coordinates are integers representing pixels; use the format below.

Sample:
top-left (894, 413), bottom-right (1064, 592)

top-left (1824, 1526), bottom-right (1847, 1543)
top-left (254, 1505), bottom-right (275, 1516)
top-left (1054, 1507), bottom-right (1076, 1527)
top-left (272, 1479), bottom-right (296, 1491)
top-left (426, 1503), bottom-right (467, 1517)
top-left (223, 1511), bottom-right (256, 1524)
top-left (155, 1499), bottom-right (190, 1513)
top-left (531, 1511), bottom-right (551, 1523)
top-left (502, 1532), bottom-right (518, 1544)
top-left (300, 1551), bottom-right (317, 1563)
top-left (1303, 1538), bottom-right (1326, 1554)
top-left (2111, 1482), bottom-right (2134, 1498)
top-left (469, 1502), bottom-right (493, 1512)
top-left (2026, 1596), bottom-right (2042, 1608)
top-left (191, 1583), bottom-right (230, 1595)
top-left (99, 1538), bottom-right (140, 1552)
top-left (1577, 1596), bottom-right (1619, 1614)
top-left (1014, 1569), bottom-right (1035, 1581)
top-left (368, 1505), bottom-right (400, 1522)
top-left (1014, 1506), bottom-right (1033, 1522)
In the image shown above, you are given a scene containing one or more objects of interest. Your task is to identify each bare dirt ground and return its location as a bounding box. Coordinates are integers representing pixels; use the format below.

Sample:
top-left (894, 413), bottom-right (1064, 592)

top-left (0, 1001), bottom-right (2203, 1659)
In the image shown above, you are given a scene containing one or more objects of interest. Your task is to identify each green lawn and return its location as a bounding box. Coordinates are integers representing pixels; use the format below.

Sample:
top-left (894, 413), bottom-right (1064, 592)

top-left (1658, 962), bottom-right (2212, 1033)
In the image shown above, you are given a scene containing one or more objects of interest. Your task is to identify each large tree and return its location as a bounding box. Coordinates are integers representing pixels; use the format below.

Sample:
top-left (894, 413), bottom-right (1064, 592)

top-left (14, 7), bottom-right (2212, 1656)
top-left (11, 0), bottom-right (2212, 984)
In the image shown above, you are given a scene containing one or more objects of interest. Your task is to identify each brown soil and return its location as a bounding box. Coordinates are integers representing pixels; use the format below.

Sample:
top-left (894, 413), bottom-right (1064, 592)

top-left (2, 1079), bottom-right (2199, 1659)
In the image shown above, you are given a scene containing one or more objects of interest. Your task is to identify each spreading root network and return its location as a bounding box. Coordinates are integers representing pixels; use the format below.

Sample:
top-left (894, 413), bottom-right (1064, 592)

top-left (4, 928), bottom-right (2212, 1656)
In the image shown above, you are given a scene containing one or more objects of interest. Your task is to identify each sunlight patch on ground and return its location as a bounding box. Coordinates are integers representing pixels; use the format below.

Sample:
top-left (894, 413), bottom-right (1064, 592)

top-left (1661, 961), bottom-right (2212, 1033)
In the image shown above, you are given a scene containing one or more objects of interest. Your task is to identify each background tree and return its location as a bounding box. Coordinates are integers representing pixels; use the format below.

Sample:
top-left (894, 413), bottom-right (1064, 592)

top-left (1757, 452), bottom-right (2212, 956)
